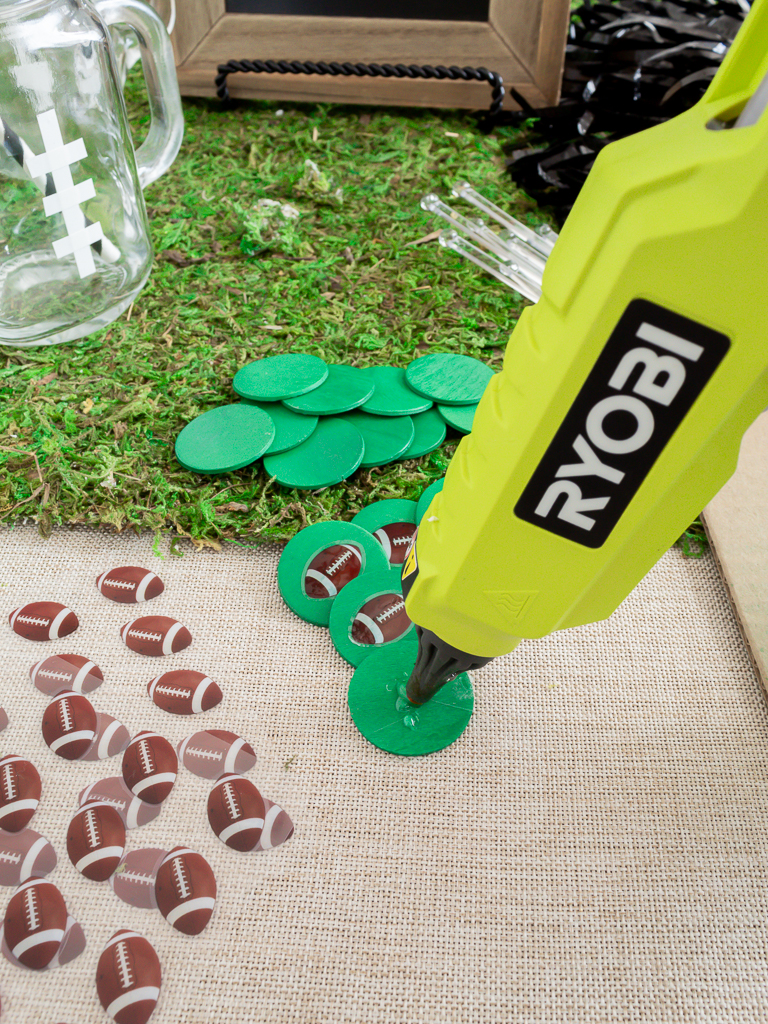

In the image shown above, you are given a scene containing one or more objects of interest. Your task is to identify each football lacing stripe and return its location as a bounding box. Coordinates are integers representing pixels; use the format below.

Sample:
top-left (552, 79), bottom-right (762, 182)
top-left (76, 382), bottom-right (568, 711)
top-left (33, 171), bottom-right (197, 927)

top-left (38, 669), bottom-right (72, 683)
top-left (186, 747), bottom-right (220, 761)
top-left (156, 685), bottom-right (191, 700)
top-left (0, 850), bottom-right (21, 864)
top-left (58, 697), bottom-right (74, 733)
top-left (115, 939), bottom-right (134, 989)
top-left (104, 578), bottom-right (136, 590)
top-left (2, 763), bottom-right (16, 800)
top-left (128, 630), bottom-right (163, 642)
top-left (391, 534), bottom-right (412, 546)
top-left (171, 856), bottom-right (191, 899)
top-left (222, 781), bottom-right (241, 821)
top-left (118, 869), bottom-right (154, 886)
top-left (327, 548), bottom-right (355, 575)
top-left (84, 808), bottom-right (100, 849)
top-left (376, 598), bottom-right (405, 623)
top-left (16, 615), bottom-right (49, 626)
top-left (137, 740), bottom-right (154, 775)
top-left (24, 887), bottom-right (40, 931)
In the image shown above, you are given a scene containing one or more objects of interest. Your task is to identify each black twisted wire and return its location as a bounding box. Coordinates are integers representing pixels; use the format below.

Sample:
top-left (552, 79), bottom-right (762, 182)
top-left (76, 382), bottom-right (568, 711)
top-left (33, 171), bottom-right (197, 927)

top-left (215, 59), bottom-right (505, 120)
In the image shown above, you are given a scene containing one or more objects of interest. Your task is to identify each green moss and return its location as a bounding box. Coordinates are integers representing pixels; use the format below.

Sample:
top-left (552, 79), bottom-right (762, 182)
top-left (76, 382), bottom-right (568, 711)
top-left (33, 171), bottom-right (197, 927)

top-left (0, 72), bottom-right (702, 556)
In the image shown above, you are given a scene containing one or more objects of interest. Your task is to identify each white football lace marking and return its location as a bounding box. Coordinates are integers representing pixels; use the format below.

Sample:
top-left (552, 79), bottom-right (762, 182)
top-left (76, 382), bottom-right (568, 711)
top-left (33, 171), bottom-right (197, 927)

top-left (327, 547), bottom-right (358, 576)
top-left (24, 886), bottom-right (40, 931)
top-left (28, 109), bottom-right (103, 279)
top-left (115, 939), bottom-right (134, 990)
top-left (105, 578), bottom-right (136, 590)
top-left (137, 740), bottom-right (154, 775)
top-left (0, 850), bottom-right (22, 865)
top-left (186, 746), bottom-right (221, 762)
top-left (16, 615), bottom-right (49, 627)
top-left (84, 808), bottom-right (100, 849)
top-left (119, 869), bottom-right (154, 886)
top-left (58, 697), bottom-right (74, 733)
top-left (376, 598), bottom-right (405, 623)
top-left (171, 856), bottom-right (191, 900)
top-left (222, 781), bottom-right (241, 821)
top-left (2, 764), bottom-right (16, 801)
top-left (128, 629), bottom-right (163, 642)
top-left (37, 668), bottom-right (72, 683)
top-left (392, 534), bottom-right (412, 546)
top-left (156, 685), bottom-right (191, 700)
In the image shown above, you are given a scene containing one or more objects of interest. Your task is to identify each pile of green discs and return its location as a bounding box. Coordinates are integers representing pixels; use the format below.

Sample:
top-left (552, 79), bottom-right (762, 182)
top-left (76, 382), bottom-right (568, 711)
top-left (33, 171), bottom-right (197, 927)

top-left (277, 491), bottom-right (474, 758)
top-left (174, 352), bottom-right (493, 489)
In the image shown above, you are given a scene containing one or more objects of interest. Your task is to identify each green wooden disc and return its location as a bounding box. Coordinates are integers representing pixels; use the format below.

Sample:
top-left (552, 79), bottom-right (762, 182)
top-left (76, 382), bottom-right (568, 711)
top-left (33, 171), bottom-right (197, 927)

top-left (360, 366), bottom-right (433, 417)
top-left (347, 644), bottom-right (474, 756)
top-left (233, 354), bottom-right (328, 401)
top-left (351, 499), bottom-right (417, 565)
top-left (405, 353), bottom-right (494, 406)
top-left (244, 401), bottom-right (318, 454)
top-left (416, 478), bottom-right (445, 524)
top-left (263, 417), bottom-right (365, 489)
top-left (282, 365), bottom-right (375, 416)
top-left (278, 521), bottom-right (390, 626)
top-left (402, 408), bottom-right (447, 459)
top-left (342, 411), bottom-right (414, 468)
top-left (175, 403), bottom-right (276, 474)
top-left (329, 567), bottom-right (417, 667)
top-left (438, 403), bottom-right (478, 435)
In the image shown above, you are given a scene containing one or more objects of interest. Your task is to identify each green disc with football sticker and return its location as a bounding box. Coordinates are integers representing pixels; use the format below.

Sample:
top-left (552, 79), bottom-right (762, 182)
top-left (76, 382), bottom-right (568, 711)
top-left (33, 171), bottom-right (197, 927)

top-left (360, 366), bottom-right (433, 417)
top-left (342, 412), bottom-right (414, 468)
top-left (416, 478), bottom-right (444, 524)
top-left (402, 408), bottom-right (447, 459)
top-left (405, 353), bottom-right (494, 406)
top-left (245, 402), bottom-right (318, 454)
top-left (348, 644), bottom-right (474, 756)
top-left (233, 353), bottom-right (328, 401)
top-left (263, 418), bottom-right (365, 490)
top-left (351, 499), bottom-right (418, 566)
top-left (329, 567), bottom-right (417, 667)
top-left (282, 365), bottom-right (375, 416)
top-left (175, 403), bottom-right (276, 474)
top-left (438, 402), bottom-right (478, 435)
top-left (278, 520), bottom-right (390, 625)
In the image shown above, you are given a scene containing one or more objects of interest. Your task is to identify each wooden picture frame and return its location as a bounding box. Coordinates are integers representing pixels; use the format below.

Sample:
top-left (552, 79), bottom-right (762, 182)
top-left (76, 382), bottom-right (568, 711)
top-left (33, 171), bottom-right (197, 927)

top-left (171, 0), bottom-right (570, 110)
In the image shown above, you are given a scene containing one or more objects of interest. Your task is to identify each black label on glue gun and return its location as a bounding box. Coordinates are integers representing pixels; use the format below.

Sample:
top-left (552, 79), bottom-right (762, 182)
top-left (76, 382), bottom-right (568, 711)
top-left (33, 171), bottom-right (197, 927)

top-left (514, 298), bottom-right (730, 548)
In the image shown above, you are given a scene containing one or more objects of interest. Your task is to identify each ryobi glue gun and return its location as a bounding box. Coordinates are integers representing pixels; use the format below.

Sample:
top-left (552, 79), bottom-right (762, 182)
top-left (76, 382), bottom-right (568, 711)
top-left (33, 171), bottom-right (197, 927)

top-left (402, 0), bottom-right (768, 704)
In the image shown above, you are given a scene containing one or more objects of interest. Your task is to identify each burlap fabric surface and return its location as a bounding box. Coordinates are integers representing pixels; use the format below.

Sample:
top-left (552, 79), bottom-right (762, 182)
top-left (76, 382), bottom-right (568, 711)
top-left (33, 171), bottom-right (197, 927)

top-left (0, 524), bottom-right (766, 1024)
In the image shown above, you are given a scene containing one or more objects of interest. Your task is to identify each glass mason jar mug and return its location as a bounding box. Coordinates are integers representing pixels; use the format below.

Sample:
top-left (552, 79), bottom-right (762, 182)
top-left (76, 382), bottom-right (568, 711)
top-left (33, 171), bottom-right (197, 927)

top-left (0, 0), bottom-right (183, 347)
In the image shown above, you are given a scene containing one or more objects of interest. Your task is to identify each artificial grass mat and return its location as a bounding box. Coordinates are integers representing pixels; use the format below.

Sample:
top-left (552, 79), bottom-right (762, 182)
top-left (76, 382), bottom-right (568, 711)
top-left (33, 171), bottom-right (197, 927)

top-left (0, 74), bottom-right (706, 556)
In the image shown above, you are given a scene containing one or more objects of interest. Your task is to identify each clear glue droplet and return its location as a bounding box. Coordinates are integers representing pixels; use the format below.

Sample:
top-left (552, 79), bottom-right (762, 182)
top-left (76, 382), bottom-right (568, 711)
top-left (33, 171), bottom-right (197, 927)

top-left (403, 713), bottom-right (419, 730)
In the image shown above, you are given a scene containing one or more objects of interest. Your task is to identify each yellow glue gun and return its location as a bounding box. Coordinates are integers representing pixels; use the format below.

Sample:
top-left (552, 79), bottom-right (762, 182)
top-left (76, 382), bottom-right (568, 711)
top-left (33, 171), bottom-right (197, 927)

top-left (403, 0), bottom-right (768, 703)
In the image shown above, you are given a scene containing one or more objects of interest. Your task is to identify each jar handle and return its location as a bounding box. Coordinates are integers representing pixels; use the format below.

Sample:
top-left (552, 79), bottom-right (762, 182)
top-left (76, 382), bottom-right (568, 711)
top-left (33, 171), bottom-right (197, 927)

top-left (95, 0), bottom-right (184, 188)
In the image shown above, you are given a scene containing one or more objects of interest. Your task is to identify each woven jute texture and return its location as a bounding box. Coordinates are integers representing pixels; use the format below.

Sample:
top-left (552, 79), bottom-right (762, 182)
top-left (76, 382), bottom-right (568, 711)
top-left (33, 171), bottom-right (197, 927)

top-left (0, 524), bottom-right (766, 1024)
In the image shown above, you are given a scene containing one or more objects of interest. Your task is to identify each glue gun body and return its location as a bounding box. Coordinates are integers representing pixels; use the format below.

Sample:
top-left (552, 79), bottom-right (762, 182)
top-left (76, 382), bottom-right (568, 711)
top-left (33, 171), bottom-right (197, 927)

top-left (403, 0), bottom-right (768, 704)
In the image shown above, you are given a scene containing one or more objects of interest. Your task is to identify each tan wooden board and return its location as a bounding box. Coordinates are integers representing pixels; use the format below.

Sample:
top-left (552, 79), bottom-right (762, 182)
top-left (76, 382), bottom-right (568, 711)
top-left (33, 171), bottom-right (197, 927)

top-left (171, 0), bottom-right (569, 109)
top-left (703, 410), bottom-right (768, 701)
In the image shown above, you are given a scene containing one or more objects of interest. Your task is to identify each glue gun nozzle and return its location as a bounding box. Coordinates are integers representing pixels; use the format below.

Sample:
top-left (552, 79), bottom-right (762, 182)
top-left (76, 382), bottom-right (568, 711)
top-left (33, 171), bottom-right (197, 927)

top-left (405, 626), bottom-right (493, 706)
